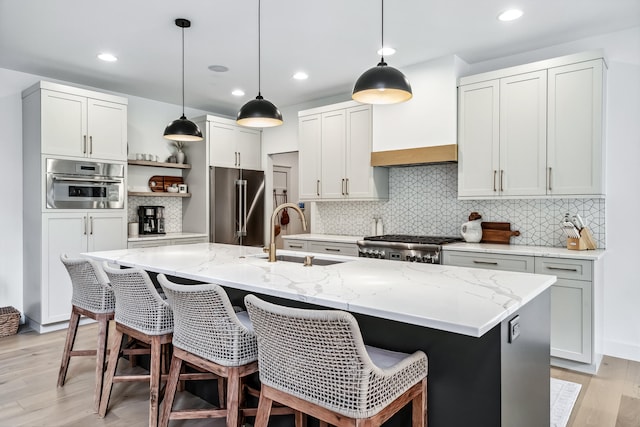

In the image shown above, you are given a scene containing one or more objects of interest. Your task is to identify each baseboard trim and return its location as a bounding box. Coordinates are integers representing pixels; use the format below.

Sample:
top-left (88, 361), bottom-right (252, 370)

top-left (25, 316), bottom-right (96, 334)
top-left (604, 340), bottom-right (640, 363)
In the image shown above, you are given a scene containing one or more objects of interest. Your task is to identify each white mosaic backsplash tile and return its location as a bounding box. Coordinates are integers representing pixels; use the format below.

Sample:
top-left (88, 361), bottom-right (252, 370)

top-left (128, 196), bottom-right (183, 233)
top-left (315, 164), bottom-right (606, 248)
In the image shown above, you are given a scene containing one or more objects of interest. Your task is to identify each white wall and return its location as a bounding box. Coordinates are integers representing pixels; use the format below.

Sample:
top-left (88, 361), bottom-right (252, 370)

top-left (469, 26), bottom-right (640, 362)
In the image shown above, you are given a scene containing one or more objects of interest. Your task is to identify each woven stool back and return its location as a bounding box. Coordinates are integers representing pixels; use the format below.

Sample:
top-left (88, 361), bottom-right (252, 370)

top-left (158, 275), bottom-right (258, 367)
top-left (245, 295), bottom-right (427, 419)
top-left (60, 255), bottom-right (115, 314)
top-left (102, 263), bottom-right (173, 335)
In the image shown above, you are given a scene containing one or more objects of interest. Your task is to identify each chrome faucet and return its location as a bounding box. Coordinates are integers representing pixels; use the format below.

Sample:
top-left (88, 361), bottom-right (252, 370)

top-left (265, 202), bottom-right (307, 262)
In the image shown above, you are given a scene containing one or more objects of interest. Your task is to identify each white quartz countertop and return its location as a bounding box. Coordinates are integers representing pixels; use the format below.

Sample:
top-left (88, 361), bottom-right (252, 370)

top-left (83, 243), bottom-right (555, 338)
top-left (443, 242), bottom-right (606, 260)
top-left (281, 234), bottom-right (363, 243)
top-left (128, 232), bottom-right (208, 242)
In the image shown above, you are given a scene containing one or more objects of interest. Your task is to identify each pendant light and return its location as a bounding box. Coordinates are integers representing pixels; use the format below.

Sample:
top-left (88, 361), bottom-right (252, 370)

top-left (236, 0), bottom-right (283, 128)
top-left (163, 18), bottom-right (203, 142)
top-left (352, 0), bottom-right (412, 104)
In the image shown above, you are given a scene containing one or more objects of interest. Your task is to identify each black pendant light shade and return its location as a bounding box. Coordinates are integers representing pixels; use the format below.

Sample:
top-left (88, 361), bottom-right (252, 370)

top-left (236, 0), bottom-right (283, 128)
top-left (163, 115), bottom-right (203, 141)
top-left (352, 0), bottom-right (412, 104)
top-left (352, 59), bottom-right (412, 104)
top-left (237, 94), bottom-right (283, 128)
top-left (164, 18), bottom-right (203, 142)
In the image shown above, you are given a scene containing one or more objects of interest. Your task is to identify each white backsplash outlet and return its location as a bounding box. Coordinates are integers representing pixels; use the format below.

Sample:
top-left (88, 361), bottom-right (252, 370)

top-left (314, 164), bottom-right (606, 248)
top-left (128, 196), bottom-right (183, 233)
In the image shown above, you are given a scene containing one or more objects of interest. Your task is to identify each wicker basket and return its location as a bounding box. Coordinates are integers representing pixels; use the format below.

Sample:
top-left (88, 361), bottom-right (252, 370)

top-left (0, 306), bottom-right (20, 338)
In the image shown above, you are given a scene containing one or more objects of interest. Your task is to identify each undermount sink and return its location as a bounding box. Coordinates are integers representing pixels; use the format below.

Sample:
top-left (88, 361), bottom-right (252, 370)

top-left (252, 253), bottom-right (345, 266)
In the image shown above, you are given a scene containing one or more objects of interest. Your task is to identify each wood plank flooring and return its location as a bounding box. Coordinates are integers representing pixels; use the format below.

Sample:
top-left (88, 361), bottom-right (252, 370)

top-left (1, 323), bottom-right (639, 426)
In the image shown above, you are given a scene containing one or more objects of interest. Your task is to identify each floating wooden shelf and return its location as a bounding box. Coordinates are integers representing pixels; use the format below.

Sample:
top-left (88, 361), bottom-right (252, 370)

top-left (128, 160), bottom-right (191, 169)
top-left (128, 192), bottom-right (191, 198)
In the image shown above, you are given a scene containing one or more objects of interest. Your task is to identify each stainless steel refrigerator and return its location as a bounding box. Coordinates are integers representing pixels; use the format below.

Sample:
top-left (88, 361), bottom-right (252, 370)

top-left (209, 166), bottom-right (265, 246)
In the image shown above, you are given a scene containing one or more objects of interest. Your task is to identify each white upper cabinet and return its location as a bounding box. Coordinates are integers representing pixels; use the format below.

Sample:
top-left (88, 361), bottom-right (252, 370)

top-left (298, 114), bottom-right (322, 200)
top-left (298, 101), bottom-right (388, 201)
top-left (31, 82), bottom-right (128, 161)
top-left (547, 59), bottom-right (605, 196)
top-left (458, 51), bottom-right (606, 199)
top-left (207, 116), bottom-right (262, 170)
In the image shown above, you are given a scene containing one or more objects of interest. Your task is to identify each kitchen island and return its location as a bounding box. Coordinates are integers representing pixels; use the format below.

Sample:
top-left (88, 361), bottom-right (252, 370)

top-left (84, 243), bottom-right (556, 427)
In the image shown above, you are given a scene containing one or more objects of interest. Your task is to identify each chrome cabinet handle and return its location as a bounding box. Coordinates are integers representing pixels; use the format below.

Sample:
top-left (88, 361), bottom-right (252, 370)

top-left (325, 248), bottom-right (341, 252)
top-left (500, 170), bottom-right (504, 192)
top-left (493, 170), bottom-right (497, 192)
top-left (316, 180), bottom-right (320, 196)
top-left (289, 244), bottom-right (303, 249)
top-left (235, 152), bottom-right (239, 167)
top-left (89, 216), bottom-right (93, 235)
top-left (83, 216), bottom-right (87, 235)
top-left (238, 151), bottom-right (241, 167)
top-left (83, 135), bottom-right (87, 154)
top-left (341, 178), bottom-right (345, 195)
top-left (473, 260), bottom-right (498, 265)
top-left (548, 167), bottom-right (552, 191)
top-left (89, 136), bottom-right (93, 155)
top-left (346, 178), bottom-right (349, 195)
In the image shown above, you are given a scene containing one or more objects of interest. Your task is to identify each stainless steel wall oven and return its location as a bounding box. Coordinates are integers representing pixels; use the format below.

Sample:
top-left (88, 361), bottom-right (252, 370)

top-left (46, 158), bottom-right (125, 209)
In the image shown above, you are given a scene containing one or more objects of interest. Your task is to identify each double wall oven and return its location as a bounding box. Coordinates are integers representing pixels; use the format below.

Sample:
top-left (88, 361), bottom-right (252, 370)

top-left (45, 158), bottom-right (125, 209)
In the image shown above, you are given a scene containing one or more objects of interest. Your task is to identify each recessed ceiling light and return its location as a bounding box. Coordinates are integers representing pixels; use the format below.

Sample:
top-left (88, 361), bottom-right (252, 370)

top-left (208, 65), bottom-right (229, 72)
top-left (377, 47), bottom-right (396, 56)
top-left (97, 53), bottom-right (117, 62)
top-left (498, 9), bottom-right (523, 21)
top-left (293, 71), bottom-right (308, 80)
top-left (232, 89), bottom-right (245, 97)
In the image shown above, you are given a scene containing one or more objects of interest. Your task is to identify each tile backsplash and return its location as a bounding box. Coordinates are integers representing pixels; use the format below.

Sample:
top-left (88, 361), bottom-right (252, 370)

top-left (128, 196), bottom-right (183, 233)
top-left (314, 164), bottom-right (606, 248)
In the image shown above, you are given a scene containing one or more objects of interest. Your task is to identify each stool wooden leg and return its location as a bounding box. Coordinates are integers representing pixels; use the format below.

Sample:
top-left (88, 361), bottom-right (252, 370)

top-left (159, 353), bottom-right (183, 427)
top-left (253, 391), bottom-right (273, 427)
top-left (148, 336), bottom-right (162, 427)
top-left (294, 411), bottom-right (307, 427)
top-left (411, 378), bottom-right (427, 427)
top-left (57, 306), bottom-right (81, 387)
top-left (226, 367), bottom-right (241, 427)
top-left (218, 377), bottom-right (226, 409)
top-left (98, 327), bottom-right (124, 418)
top-left (93, 314), bottom-right (110, 413)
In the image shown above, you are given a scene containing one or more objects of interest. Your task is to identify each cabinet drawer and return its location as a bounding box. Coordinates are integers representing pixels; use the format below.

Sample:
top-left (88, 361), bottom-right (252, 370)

top-left (535, 258), bottom-right (591, 281)
top-left (442, 251), bottom-right (534, 273)
top-left (127, 239), bottom-right (171, 249)
top-left (283, 240), bottom-right (308, 251)
top-left (308, 241), bottom-right (358, 257)
top-left (170, 237), bottom-right (209, 245)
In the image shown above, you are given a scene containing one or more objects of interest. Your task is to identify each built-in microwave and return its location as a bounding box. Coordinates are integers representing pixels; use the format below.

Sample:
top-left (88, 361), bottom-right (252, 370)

top-left (45, 158), bottom-right (125, 209)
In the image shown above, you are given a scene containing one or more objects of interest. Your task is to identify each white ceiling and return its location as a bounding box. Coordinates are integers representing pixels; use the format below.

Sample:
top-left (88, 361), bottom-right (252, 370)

top-left (1, 0), bottom-right (639, 117)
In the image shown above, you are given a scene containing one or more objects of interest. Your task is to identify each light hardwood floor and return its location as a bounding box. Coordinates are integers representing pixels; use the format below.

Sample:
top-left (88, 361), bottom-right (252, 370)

top-left (1, 323), bottom-right (639, 426)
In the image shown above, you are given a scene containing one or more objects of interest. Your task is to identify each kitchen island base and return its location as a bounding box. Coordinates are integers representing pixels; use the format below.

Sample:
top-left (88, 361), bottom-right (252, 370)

top-left (166, 275), bottom-right (551, 427)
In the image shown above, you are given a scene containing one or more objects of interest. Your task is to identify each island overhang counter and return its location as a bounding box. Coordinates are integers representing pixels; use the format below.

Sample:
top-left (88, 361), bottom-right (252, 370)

top-left (83, 242), bottom-right (556, 427)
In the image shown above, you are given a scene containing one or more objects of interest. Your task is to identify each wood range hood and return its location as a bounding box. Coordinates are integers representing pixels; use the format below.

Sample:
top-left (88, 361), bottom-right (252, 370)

top-left (370, 144), bottom-right (458, 167)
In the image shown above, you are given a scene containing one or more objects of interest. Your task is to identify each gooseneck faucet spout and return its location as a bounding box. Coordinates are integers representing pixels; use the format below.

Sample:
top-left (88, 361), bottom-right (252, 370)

top-left (266, 203), bottom-right (307, 262)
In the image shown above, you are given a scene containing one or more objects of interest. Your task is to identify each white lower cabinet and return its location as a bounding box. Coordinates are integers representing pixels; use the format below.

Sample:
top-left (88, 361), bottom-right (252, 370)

top-left (38, 212), bottom-right (126, 326)
top-left (127, 236), bottom-right (209, 249)
top-left (443, 250), bottom-right (601, 371)
top-left (283, 239), bottom-right (358, 257)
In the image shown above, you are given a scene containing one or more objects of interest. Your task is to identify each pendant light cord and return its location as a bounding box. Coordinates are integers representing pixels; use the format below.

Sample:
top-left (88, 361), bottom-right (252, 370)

top-left (181, 24), bottom-right (185, 117)
top-left (258, 0), bottom-right (262, 97)
top-left (380, 0), bottom-right (385, 63)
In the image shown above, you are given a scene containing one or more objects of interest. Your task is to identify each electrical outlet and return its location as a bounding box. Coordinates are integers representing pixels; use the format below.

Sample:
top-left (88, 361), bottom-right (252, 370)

top-left (508, 315), bottom-right (521, 343)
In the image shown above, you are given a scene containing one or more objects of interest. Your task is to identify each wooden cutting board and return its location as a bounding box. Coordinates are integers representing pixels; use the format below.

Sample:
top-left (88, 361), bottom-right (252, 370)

top-left (148, 175), bottom-right (184, 192)
top-left (481, 222), bottom-right (520, 244)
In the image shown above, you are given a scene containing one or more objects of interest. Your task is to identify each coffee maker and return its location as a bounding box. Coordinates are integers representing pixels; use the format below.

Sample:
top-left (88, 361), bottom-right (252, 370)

top-left (138, 206), bottom-right (165, 235)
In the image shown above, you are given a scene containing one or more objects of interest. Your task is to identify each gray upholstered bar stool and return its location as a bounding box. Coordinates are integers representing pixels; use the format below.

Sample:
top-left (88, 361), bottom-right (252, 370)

top-left (58, 254), bottom-right (115, 413)
top-left (157, 275), bottom-right (303, 427)
top-left (245, 294), bottom-right (429, 427)
top-left (100, 263), bottom-right (174, 427)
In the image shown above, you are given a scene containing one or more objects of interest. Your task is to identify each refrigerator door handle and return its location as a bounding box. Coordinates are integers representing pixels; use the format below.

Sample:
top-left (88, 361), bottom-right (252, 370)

top-left (236, 179), bottom-right (247, 237)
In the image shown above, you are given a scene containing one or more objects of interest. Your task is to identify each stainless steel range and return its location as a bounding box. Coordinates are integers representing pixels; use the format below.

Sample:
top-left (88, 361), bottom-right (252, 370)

top-left (357, 235), bottom-right (462, 264)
